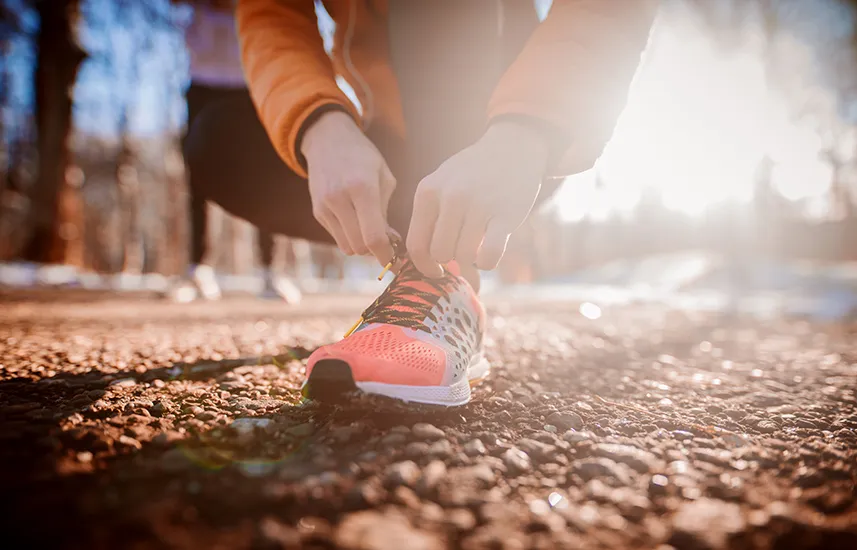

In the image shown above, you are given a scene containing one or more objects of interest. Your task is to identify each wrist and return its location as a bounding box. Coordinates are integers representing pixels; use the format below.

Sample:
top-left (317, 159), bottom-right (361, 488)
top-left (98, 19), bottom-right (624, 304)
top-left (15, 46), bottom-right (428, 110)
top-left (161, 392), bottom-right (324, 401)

top-left (300, 109), bottom-right (358, 160)
top-left (484, 119), bottom-right (551, 176)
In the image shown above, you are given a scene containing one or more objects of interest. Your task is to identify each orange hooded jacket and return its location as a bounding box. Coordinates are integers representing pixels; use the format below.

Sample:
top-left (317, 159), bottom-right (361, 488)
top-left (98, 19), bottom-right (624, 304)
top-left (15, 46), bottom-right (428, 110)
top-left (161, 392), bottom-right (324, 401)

top-left (236, 0), bottom-right (657, 180)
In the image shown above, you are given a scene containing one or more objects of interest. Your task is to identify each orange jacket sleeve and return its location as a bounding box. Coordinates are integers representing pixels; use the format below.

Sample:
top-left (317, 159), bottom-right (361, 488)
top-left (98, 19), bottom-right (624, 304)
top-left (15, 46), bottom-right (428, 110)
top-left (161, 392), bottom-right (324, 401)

top-left (236, 0), bottom-right (360, 178)
top-left (488, 0), bottom-right (658, 177)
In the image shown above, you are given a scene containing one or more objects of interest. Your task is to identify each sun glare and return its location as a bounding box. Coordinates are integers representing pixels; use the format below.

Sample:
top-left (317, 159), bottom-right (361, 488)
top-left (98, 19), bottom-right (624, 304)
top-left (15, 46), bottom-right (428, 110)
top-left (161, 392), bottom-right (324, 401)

top-left (555, 9), bottom-right (836, 222)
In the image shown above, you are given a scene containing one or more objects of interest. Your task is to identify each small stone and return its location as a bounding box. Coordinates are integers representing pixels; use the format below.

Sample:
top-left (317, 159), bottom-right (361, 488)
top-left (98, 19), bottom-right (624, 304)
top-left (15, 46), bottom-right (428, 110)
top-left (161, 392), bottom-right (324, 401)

top-left (452, 464), bottom-right (495, 487)
top-left (109, 378), bottom-right (136, 388)
top-left (258, 517), bottom-right (300, 547)
top-left (335, 510), bottom-right (443, 550)
top-left (691, 448), bottom-right (732, 469)
top-left (405, 441), bottom-right (430, 459)
top-left (563, 430), bottom-right (593, 444)
top-left (149, 402), bottom-right (167, 417)
top-left (419, 460), bottom-right (447, 494)
top-left (516, 438), bottom-right (557, 462)
top-left (594, 443), bottom-right (658, 474)
top-left (152, 431), bottom-right (183, 446)
top-left (546, 411), bottom-right (584, 431)
top-left (76, 451), bottom-right (93, 463)
top-left (412, 423), bottom-right (445, 441)
top-left (574, 458), bottom-right (632, 485)
top-left (755, 420), bottom-right (778, 434)
top-left (196, 410), bottom-right (216, 421)
top-left (463, 439), bottom-right (487, 457)
top-left (381, 433), bottom-right (408, 447)
top-left (670, 498), bottom-right (745, 550)
top-left (446, 508), bottom-right (477, 531)
top-left (386, 460), bottom-right (421, 488)
top-left (391, 486), bottom-right (422, 509)
top-left (330, 424), bottom-right (364, 444)
top-left (117, 435), bottom-right (142, 450)
top-left (502, 448), bottom-right (532, 474)
top-left (346, 480), bottom-right (384, 508)
top-left (428, 439), bottom-right (453, 458)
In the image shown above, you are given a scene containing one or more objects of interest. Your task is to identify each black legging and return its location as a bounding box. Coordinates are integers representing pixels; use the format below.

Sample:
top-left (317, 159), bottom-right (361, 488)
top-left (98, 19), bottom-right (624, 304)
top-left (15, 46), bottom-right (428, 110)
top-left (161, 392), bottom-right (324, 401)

top-left (184, 84), bottom-right (278, 267)
top-left (183, 1), bottom-right (558, 254)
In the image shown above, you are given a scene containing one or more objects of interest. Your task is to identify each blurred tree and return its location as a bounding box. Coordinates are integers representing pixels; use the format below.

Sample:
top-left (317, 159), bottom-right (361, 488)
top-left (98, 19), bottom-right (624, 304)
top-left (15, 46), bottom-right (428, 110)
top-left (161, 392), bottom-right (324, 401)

top-left (14, 0), bottom-right (87, 265)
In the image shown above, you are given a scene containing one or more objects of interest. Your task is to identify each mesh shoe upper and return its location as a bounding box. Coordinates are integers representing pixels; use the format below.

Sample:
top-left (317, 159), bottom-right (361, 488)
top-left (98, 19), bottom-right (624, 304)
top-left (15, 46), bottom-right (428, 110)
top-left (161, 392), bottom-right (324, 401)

top-left (306, 261), bottom-right (485, 387)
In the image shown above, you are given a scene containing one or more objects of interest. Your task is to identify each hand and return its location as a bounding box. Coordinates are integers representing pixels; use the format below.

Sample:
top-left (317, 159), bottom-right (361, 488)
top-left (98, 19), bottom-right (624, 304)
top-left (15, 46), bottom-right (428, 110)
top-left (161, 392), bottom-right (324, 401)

top-left (407, 121), bottom-right (549, 277)
top-left (301, 111), bottom-right (396, 264)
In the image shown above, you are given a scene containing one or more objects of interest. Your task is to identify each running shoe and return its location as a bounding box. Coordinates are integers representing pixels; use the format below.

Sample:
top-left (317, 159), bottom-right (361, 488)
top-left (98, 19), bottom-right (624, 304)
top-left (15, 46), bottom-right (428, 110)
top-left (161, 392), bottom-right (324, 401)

top-left (303, 259), bottom-right (489, 406)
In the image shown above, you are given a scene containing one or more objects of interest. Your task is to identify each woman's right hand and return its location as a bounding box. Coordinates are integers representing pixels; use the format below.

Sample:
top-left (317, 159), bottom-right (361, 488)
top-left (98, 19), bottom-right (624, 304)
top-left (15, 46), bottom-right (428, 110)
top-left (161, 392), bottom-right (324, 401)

top-left (300, 111), bottom-right (397, 266)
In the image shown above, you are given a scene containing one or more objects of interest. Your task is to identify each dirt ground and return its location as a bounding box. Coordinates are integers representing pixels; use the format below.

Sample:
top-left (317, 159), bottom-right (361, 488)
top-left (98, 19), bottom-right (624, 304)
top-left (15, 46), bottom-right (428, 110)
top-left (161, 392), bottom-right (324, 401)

top-left (1, 289), bottom-right (856, 550)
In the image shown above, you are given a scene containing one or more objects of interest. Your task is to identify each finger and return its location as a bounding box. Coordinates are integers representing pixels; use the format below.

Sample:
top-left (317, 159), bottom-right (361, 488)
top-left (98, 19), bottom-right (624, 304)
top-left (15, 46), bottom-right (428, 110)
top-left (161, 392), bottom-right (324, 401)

top-left (476, 219), bottom-right (511, 270)
top-left (352, 181), bottom-right (394, 265)
top-left (316, 208), bottom-right (354, 256)
top-left (380, 163), bottom-right (396, 215)
top-left (430, 194), bottom-right (466, 264)
top-left (328, 195), bottom-right (369, 255)
top-left (455, 213), bottom-right (488, 267)
top-left (407, 185), bottom-right (444, 277)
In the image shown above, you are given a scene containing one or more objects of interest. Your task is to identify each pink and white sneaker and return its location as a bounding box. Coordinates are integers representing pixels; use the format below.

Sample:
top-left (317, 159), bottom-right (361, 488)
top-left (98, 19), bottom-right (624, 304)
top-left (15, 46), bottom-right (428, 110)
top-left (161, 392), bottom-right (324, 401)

top-left (303, 260), bottom-right (489, 406)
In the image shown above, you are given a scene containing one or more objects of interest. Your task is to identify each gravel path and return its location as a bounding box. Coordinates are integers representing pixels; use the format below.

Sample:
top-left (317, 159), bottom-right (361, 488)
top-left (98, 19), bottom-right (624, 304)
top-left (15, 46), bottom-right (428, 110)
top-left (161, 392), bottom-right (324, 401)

top-left (1, 291), bottom-right (856, 549)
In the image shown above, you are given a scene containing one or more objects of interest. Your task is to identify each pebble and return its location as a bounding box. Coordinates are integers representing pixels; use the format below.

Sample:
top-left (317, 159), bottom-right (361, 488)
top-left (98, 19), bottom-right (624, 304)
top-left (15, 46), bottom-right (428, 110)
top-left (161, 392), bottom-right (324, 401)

top-left (593, 443), bottom-right (659, 473)
top-left (670, 498), bottom-right (745, 550)
top-left (463, 439), bottom-right (487, 457)
top-left (386, 461), bottom-right (421, 488)
top-left (258, 517), bottom-right (300, 547)
top-left (346, 481), bottom-right (384, 508)
top-left (452, 464), bottom-right (496, 487)
top-left (335, 510), bottom-right (443, 550)
top-left (381, 433), bottom-right (408, 447)
top-left (405, 442), bottom-right (431, 459)
top-left (755, 420), bottom-right (778, 434)
top-left (117, 435), bottom-right (142, 450)
top-left (412, 423), bottom-right (446, 441)
top-left (502, 448), bottom-right (532, 474)
top-left (546, 411), bottom-right (584, 431)
top-left (419, 460), bottom-right (447, 494)
top-left (516, 438), bottom-right (557, 462)
top-left (330, 424), bottom-right (364, 444)
top-left (428, 439), bottom-right (453, 458)
top-left (109, 378), bottom-right (136, 388)
top-left (574, 458), bottom-right (632, 485)
top-left (446, 508), bottom-right (477, 531)
top-left (563, 430), bottom-right (593, 444)
top-left (691, 448), bottom-right (732, 469)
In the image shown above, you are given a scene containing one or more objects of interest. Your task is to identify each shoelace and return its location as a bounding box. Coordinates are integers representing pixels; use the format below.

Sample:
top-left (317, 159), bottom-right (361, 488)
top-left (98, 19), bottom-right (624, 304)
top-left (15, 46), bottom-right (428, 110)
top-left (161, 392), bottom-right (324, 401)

top-left (343, 241), bottom-right (454, 337)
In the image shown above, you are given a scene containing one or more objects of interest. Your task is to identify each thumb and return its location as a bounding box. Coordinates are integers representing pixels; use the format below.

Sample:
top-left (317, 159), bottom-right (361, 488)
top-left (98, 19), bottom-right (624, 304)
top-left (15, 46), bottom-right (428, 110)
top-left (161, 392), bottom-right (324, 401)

top-left (476, 220), bottom-right (511, 271)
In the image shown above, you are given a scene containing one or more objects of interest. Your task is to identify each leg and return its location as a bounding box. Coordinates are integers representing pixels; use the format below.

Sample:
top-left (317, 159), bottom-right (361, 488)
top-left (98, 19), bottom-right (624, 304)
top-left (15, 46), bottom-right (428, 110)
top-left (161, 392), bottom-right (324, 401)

top-left (257, 230), bottom-right (275, 269)
top-left (185, 92), bottom-right (337, 244)
top-left (189, 193), bottom-right (207, 267)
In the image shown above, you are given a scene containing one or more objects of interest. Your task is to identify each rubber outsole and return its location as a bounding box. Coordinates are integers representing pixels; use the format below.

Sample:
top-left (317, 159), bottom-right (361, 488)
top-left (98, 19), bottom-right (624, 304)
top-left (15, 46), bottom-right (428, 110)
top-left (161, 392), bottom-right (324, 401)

top-left (304, 356), bottom-right (490, 407)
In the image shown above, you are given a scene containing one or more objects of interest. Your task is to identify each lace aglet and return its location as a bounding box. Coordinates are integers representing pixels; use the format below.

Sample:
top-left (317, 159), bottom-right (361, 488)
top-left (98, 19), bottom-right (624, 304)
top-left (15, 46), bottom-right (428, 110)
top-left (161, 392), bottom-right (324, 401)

top-left (377, 261), bottom-right (393, 281)
top-left (344, 316), bottom-right (363, 338)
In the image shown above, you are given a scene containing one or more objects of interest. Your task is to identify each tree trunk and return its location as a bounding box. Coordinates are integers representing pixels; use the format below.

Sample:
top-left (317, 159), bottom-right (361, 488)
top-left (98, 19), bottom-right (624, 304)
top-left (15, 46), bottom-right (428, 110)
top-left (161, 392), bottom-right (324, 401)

top-left (22, 0), bottom-right (86, 265)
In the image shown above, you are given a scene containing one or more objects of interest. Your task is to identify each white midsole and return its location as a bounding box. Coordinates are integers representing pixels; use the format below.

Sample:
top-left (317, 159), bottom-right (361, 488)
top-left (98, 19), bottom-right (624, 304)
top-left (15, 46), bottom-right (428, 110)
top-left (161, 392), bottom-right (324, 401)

top-left (326, 353), bottom-right (490, 407)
